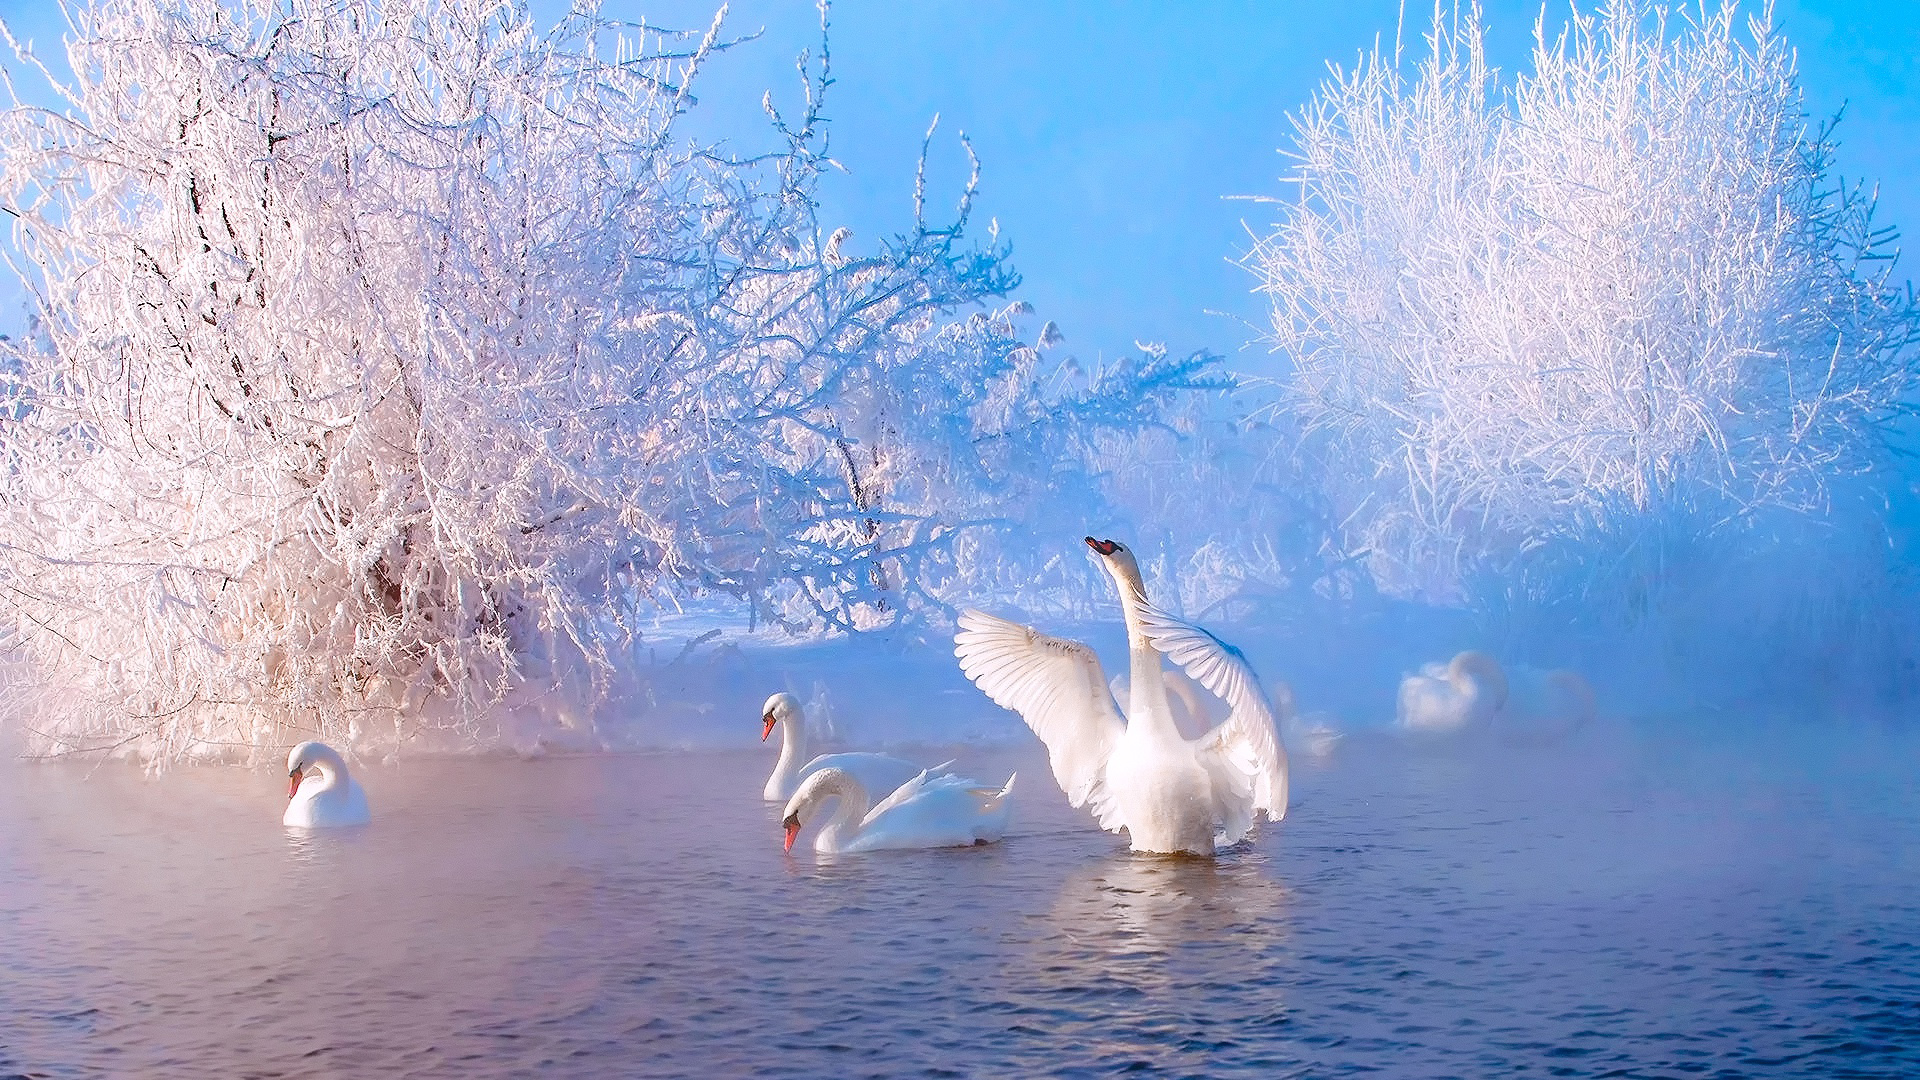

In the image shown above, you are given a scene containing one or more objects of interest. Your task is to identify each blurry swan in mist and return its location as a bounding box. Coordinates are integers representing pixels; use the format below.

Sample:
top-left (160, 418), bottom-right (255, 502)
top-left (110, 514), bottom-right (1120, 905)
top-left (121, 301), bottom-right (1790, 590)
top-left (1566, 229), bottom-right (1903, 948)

top-left (283, 741), bottom-right (371, 828)
top-left (760, 691), bottom-right (922, 803)
top-left (1397, 651), bottom-right (1508, 733)
top-left (1398, 652), bottom-right (1596, 740)
top-left (955, 536), bottom-right (1289, 856)
top-left (779, 766), bottom-right (1016, 854)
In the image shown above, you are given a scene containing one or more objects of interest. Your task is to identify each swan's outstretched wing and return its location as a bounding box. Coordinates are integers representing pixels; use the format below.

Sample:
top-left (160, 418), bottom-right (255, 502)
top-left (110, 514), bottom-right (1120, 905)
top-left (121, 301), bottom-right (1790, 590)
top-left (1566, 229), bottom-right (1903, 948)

top-left (1135, 604), bottom-right (1290, 826)
top-left (954, 610), bottom-right (1124, 829)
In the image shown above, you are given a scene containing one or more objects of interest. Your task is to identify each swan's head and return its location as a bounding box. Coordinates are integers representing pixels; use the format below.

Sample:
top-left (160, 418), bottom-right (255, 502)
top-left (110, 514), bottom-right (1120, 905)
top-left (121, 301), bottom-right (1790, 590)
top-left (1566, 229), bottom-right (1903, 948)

top-left (1449, 651), bottom-right (1510, 709)
top-left (285, 740), bottom-right (338, 800)
top-left (761, 691), bottom-right (802, 741)
top-left (780, 767), bottom-right (855, 852)
top-left (1084, 536), bottom-right (1145, 599)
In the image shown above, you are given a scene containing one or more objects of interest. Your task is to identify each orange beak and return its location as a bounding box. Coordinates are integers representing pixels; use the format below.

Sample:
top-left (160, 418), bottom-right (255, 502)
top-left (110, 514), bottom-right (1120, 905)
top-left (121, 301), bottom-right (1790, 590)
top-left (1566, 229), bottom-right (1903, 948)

top-left (286, 769), bottom-right (303, 800)
top-left (1085, 536), bottom-right (1118, 555)
top-left (783, 820), bottom-right (801, 853)
top-left (761, 714), bottom-right (777, 741)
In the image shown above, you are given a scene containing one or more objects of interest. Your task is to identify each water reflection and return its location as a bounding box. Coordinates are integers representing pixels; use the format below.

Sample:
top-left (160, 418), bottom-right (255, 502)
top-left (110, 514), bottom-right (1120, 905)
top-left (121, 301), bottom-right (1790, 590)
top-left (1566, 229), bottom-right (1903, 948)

top-left (988, 847), bottom-right (1296, 1072)
top-left (1045, 849), bottom-right (1290, 958)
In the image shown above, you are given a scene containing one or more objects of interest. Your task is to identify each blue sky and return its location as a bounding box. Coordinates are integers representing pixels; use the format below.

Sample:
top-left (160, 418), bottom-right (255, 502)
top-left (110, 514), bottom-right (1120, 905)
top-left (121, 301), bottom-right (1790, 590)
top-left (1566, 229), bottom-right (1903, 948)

top-left (0, 1), bottom-right (1915, 370)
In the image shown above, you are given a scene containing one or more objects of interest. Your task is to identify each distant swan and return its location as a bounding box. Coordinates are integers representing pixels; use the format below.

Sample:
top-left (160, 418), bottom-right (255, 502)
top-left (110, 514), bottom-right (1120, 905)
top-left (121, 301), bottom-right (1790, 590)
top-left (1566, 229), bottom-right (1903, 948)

top-left (1397, 651), bottom-right (1508, 733)
top-left (780, 766), bottom-right (1016, 854)
top-left (284, 741), bottom-right (371, 828)
top-left (1398, 652), bottom-right (1596, 740)
top-left (955, 536), bottom-right (1290, 856)
top-left (760, 692), bottom-right (922, 803)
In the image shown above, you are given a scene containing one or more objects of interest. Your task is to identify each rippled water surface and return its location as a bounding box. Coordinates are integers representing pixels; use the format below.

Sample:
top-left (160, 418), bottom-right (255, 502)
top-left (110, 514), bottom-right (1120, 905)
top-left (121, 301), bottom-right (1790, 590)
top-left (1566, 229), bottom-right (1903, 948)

top-left (2, 724), bottom-right (1917, 1078)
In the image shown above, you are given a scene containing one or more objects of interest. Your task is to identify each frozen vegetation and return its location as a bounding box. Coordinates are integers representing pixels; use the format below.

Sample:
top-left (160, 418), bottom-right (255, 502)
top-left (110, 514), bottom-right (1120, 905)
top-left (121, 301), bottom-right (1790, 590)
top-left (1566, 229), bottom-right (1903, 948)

top-left (1248, 1), bottom-right (1920, 704)
top-left (0, 0), bottom-right (1914, 764)
top-left (0, 0), bottom-right (1282, 760)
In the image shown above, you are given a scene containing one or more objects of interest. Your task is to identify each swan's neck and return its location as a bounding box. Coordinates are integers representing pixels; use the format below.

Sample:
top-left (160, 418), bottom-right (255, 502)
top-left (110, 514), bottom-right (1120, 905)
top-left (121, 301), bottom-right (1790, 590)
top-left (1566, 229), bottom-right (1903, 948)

top-left (301, 756), bottom-right (346, 797)
top-left (815, 774), bottom-right (872, 849)
top-left (1450, 653), bottom-right (1509, 709)
top-left (771, 711), bottom-right (810, 789)
top-left (1107, 563), bottom-right (1180, 743)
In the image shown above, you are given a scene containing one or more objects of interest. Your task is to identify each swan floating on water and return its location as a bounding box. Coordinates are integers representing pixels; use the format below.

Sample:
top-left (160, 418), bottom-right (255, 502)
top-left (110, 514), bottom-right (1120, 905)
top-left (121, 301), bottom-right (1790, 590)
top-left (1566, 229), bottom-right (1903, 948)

top-left (760, 691), bottom-right (923, 803)
top-left (1397, 651), bottom-right (1508, 733)
top-left (955, 536), bottom-right (1290, 856)
top-left (283, 741), bottom-right (371, 828)
top-left (780, 766), bottom-right (1016, 854)
top-left (1398, 652), bottom-right (1596, 741)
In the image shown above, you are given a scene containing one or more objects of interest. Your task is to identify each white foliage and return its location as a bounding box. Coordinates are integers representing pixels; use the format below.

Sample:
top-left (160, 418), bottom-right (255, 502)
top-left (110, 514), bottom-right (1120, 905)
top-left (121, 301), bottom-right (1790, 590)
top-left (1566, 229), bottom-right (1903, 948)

top-left (1251, 0), bottom-right (1920, 601)
top-left (0, 0), bottom-right (1071, 761)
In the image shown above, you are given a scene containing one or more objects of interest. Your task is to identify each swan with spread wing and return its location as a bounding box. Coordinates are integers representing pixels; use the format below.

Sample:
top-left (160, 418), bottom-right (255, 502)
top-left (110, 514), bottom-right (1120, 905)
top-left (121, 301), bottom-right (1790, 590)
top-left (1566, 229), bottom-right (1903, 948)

top-left (954, 537), bottom-right (1290, 855)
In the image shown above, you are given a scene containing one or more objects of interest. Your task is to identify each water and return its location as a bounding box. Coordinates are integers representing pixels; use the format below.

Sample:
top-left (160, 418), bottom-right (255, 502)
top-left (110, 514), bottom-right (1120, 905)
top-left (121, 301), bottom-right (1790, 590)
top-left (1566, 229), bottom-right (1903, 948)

top-left (2, 724), bottom-right (1916, 1078)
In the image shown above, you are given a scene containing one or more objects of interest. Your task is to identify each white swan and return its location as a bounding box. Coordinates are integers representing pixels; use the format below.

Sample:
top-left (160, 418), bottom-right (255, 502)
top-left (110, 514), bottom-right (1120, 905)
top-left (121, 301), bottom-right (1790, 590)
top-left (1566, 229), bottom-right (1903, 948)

top-left (760, 692), bottom-right (923, 803)
top-left (1396, 651), bottom-right (1508, 733)
top-left (780, 766), bottom-right (1016, 854)
top-left (954, 536), bottom-right (1290, 856)
top-left (1397, 652), bottom-right (1597, 741)
top-left (283, 741), bottom-right (371, 828)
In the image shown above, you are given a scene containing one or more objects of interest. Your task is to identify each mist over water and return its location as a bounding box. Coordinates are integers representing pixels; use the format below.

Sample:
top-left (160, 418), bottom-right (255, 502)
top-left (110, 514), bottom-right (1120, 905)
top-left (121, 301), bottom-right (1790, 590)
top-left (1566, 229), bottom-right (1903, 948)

top-left (3, 721), bottom-right (1914, 1077)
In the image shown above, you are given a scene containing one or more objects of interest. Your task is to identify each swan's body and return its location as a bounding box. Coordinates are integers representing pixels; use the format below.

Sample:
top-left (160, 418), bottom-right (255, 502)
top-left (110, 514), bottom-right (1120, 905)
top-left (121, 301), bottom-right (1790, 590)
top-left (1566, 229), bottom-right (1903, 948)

top-left (780, 766), bottom-right (1016, 854)
top-left (283, 741), bottom-right (371, 828)
top-left (955, 537), bottom-right (1290, 856)
top-left (1398, 652), bottom-right (1596, 740)
top-left (760, 692), bottom-right (922, 803)
top-left (1396, 651), bottom-right (1508, 733)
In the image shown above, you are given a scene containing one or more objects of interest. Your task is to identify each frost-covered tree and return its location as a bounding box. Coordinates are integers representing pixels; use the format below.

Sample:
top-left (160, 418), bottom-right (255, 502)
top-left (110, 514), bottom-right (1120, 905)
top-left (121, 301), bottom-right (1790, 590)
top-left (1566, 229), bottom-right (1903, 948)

top-left (0, 0), bottom-right (1165, 761)
top-left (1252, 0), bottom-right (1920, 602)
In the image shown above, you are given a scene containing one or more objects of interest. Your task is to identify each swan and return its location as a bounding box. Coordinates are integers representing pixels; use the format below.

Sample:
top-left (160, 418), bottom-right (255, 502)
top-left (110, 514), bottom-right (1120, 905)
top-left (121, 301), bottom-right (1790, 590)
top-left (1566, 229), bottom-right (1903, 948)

top-left (780, 766), bottom-right (1017, 854)
top-left (283, 740), bottom-right (371, 828)
top-left (760, 692), bottom-right (923, 803)
top-left (1396, 651), bottom-right (1508, 733)
top-left (954, 536), bottom-right (1290, 856)
top-left (1397, 652), bottom-right (1596, 741)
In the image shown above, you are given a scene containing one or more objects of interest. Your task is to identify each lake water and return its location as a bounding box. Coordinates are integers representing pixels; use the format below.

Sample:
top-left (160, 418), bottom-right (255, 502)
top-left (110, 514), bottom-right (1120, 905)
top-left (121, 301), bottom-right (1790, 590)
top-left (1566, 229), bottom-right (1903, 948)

top-left (1, 723), bottom-right (1916, 1078)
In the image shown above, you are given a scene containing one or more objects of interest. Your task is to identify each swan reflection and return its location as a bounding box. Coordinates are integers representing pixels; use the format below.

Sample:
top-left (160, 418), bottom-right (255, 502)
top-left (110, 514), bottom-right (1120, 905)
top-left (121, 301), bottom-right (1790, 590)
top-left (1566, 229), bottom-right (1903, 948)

top-left (1013, 848), bottom-right (1291, 994)
top-left (992, 849), bottom-right (1294, 1069)
top-left (1044, 849), bottom-right (1290, 957)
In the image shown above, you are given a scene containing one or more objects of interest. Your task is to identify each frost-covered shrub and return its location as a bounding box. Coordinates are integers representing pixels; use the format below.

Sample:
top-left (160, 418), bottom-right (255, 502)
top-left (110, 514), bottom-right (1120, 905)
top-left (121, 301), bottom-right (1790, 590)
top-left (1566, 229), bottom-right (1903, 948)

top-left (0, 0), bottom-right (1064, 760)
top-left (1252, 0), bottom-right (1920, 602)
top-left (824, 303), bottom-right (1364, 630)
